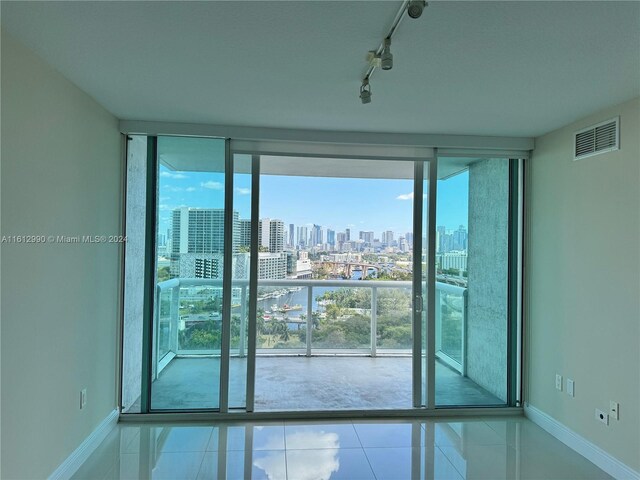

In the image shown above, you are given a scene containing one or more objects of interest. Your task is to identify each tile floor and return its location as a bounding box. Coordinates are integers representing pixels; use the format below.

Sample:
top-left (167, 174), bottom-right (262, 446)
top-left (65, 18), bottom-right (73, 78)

top-left (72, 415), bottom-right (612, 480)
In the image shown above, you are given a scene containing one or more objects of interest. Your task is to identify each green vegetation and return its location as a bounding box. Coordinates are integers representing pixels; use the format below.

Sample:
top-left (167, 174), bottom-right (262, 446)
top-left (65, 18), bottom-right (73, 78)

top-left (179, 313), bottom-right (245, 350)
top-left (375, 270), bottom-right (412, 281)
top-left (157, 266), bottom-right (171, 282)
top-left (256, 288), bottom-right (413, 350)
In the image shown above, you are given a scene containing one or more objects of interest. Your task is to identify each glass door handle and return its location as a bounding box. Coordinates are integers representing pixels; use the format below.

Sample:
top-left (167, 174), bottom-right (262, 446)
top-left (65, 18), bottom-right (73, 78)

top-left (415, 295), bottom-right (423, 313)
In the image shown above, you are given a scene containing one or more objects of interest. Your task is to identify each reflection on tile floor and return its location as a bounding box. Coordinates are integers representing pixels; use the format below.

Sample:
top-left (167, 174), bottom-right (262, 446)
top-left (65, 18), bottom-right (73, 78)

top-left (72, 416), bottom-right (612, 480)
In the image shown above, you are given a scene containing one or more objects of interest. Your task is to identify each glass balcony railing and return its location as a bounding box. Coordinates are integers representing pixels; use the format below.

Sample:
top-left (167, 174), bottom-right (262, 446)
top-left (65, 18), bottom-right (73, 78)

top-left (152, 279), bottom-right (467, 379)
top-left (434, 282), bottom-right (467, 374)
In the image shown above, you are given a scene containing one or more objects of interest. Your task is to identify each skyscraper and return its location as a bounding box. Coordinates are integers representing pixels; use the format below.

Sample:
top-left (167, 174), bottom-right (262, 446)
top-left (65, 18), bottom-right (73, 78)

top-left (382, 230), bottom-right (394, 246)
top-left (310, 224), bottom-right (322, 247)
top-left (453, 225), bottom-right (468, 251)
top-left (239, 219), bottom-right (251, 247)
top-left (269, 219), bottom-right (285, 253)
top-left (171, 207), bottom-right (238, 255)
top-left (359, 231), bottom-right (374, 244)
top-left (405, 232), bottom-right (414, 247)
top-left (296, 226), bottom-right (308, 248)
top-left (258, 218), bottom-right (270, 250)
top-left (170, 207), bottom-right (239, 277)
top-left (327, 228), bottom-right (335, 246)
top-left (289, 223), bottom-right (295, 247)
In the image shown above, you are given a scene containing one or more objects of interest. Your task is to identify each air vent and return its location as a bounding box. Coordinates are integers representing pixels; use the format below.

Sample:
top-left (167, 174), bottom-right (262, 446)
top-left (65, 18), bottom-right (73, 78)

top-left (574, 117), bottom-right (619, 160)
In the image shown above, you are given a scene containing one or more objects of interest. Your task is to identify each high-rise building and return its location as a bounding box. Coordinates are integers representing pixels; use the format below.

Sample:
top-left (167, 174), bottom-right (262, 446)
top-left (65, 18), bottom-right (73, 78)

top-left (453, 225), bottom-right (468, 251)
top-left (269, 219), bottom-right (285, 253)
top-left (359, 231), bottom-right (374, 244)
top-left (345, 228), bottom-right (351, 241)
top-left (257, 253), bottom-right (286, 279)
top-left (398, 236), bottom-right (408, 252)
top-left (239, 219), bottom-right (251, 247)
top-left (289, 223), bottom-right (295, 247)
top-left (170, 207), bottom-right (240, 277)
top-left (310, 224), bottom-right (322, 247)
top-left (257, 218), bottom-right (285, 253)
top-left (405, 232), bottom-right (414, 247)
top-left (326, 228), bottom-right (335, 246)
top-left (296, 225), bottom-right (308, 248)
top-left (436, 225), bottom-right (445, 253)
top-left (382, 230), bottom-right (394, 246)
top-left (258, 218), bottom-right (271, 250)
top-left (171, 207), bottom-right (238, 255)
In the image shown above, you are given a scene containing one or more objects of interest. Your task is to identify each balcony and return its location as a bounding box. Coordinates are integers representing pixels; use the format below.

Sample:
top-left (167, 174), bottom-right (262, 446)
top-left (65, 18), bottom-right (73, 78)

top-left (148, 278), bottom-right (503, 411)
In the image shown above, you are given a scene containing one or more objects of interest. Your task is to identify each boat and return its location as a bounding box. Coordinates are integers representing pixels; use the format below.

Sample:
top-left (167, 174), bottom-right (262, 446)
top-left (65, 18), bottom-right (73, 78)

top-left (281, 304), bottom-right (302, 312)
top-left (270, 303), bottom-right (303, 313)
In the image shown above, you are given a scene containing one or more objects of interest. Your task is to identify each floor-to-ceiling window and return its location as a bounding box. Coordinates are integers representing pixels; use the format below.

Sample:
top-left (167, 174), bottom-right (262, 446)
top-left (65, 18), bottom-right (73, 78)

top-left (434, 157), bottom-right (514, 407)
top-left (150, 136), bottom-right (227, 411)
top-left (252, 155), bottom-right (416, 411)
top-left (120, 135), bottom-right (522, 414)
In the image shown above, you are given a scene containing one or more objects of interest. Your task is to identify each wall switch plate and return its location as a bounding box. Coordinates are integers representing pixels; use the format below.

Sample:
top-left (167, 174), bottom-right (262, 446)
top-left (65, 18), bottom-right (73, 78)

top-left (566, 379), bottom-right (575, 397)
top-left (80, 389), bottom-right (87, 409)
top-left (555, 374), bottom-right (563, 391)
top-left (610, 401), bottom-right (619, 420)
top-left (595, 409), bottom-right (609, 425)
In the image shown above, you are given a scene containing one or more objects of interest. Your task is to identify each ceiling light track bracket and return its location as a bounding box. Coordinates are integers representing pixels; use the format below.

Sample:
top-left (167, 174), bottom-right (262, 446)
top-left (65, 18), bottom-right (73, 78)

top-left (359, 0), bottom-right (427, 104)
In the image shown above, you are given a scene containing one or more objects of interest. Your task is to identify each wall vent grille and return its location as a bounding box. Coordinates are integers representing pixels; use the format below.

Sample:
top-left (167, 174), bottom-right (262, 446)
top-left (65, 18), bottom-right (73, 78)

top-left (574, 117), bottom-right (619, 160)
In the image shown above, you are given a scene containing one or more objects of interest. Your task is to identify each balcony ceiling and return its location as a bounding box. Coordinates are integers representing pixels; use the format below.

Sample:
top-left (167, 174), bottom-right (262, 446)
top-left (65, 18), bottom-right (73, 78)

top-left (2, 1), bottom-right (638, 138)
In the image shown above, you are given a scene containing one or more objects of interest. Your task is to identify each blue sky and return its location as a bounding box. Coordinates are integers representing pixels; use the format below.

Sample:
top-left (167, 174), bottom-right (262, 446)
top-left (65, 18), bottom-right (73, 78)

top-left (157, 165), bottom-right (469, 238)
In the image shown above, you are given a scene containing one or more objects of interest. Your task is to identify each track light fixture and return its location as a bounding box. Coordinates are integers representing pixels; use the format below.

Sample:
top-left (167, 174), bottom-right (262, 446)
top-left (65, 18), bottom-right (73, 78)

top-left (407, 0), bottom-right (427, 19)
top-left (358, 1), bottom-right (428, 103)
top-left (381, 37), bottom-right (393, 70)
top-left (359, 78), bottom-right (372, 104)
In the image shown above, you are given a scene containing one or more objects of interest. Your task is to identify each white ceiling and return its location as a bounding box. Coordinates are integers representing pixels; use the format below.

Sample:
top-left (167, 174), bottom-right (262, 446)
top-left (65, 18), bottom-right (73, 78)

top-left (2, 1), bottom-right (638, 137)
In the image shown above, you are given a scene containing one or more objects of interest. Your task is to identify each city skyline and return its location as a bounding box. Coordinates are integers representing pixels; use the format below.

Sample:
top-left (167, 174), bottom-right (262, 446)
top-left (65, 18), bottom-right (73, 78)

top-left (157, 164), bottom-right (469, 241)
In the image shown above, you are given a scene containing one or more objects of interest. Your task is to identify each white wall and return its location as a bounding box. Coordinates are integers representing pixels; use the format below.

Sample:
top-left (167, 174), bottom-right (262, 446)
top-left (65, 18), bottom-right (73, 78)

top-left (527, 96), bottom-right (640, 472)
top-left (0, 31), bottom-right (122, 478)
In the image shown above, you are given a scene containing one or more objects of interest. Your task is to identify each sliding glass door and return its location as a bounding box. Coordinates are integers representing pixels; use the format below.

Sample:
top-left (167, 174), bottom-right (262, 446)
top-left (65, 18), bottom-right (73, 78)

top-left (249, 154), bottom-right (418, 411)
top-left (433, 156), bottom-right (516, 407)
top-left (149, 136), bottom-right (227, 410)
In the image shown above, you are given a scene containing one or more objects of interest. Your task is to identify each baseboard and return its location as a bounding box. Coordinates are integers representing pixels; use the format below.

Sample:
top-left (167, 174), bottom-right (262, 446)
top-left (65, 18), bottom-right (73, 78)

top-left (524, 404), bottom-right (639, 480)
top-left (48, 408), bottom-right (119, 480)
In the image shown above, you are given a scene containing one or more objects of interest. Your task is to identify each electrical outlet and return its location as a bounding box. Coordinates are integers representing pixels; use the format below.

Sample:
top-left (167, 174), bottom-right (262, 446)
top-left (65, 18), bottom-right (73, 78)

top-left (80, 389), bottom-right (87, 409)
top-left (566, 379), bottom-right (575, 397)
top-left (610, 401), bottom-right (619, 420)
top-left (555, 374), bottom-right (563, 391)
top-left (595, 409), bottom-right (609, 425)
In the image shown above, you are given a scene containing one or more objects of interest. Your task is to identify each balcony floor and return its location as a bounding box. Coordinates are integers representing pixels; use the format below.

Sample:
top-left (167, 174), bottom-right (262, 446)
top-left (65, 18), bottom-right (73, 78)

top-left (149, 356), bottom-right (503, 411)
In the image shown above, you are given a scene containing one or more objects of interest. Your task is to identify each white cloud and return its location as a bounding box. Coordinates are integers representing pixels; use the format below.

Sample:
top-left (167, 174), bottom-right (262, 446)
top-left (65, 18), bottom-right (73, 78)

top-left (163, 185), bottom-right (183, 192)
top-left (185, 187), bottom-right (197, 192)
top-left (201, 181), bottom-right (224, 190)
top-left (235, 187), bottom-right (251, 195)
top-left (160, 171), bottom-right (188, 179)
top-left (396, 192), bottom-right (414, 200)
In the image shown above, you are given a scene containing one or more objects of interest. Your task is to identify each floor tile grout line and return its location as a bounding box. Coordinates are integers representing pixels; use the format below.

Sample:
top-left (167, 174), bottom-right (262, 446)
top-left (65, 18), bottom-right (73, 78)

top-left (350, 420), bottom-right (366, 450)
top-left (194, 449), bottom-right (207, 480)
top-left (360, 446), bottom-right (380, 480)
top-left (436, 444), bottom-right (466, 479)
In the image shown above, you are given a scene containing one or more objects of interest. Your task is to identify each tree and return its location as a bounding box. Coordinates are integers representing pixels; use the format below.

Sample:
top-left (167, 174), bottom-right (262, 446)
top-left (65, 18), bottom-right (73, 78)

top-left (311, 312), bottom-right (321, 330)
top-left (157, 266), bottom-right (171, 282)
